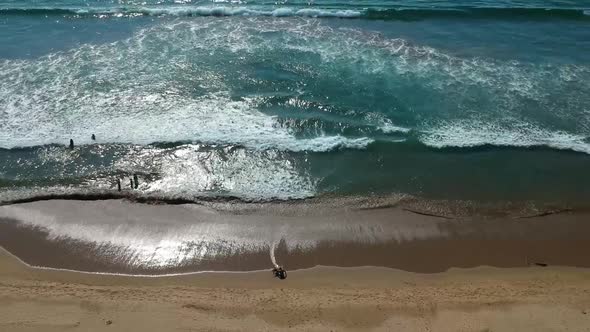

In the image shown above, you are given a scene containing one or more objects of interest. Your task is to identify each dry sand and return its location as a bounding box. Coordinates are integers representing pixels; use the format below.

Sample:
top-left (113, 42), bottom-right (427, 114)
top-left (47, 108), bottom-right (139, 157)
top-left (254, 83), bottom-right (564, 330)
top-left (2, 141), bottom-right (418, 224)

top-left (1, 247), bottom-right (590, 331)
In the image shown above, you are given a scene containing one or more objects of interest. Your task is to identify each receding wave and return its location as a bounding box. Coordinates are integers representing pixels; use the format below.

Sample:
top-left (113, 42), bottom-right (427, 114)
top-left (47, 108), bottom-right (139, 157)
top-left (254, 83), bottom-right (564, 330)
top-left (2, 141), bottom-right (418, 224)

top-left (1, 6), bottom-right (589, 21)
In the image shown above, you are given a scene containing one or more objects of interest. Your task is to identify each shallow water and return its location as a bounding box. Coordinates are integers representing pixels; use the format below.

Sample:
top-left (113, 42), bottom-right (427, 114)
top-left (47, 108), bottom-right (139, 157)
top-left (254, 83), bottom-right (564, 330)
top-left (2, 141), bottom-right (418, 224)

top-left (1, 0), bottom-right (590, 203)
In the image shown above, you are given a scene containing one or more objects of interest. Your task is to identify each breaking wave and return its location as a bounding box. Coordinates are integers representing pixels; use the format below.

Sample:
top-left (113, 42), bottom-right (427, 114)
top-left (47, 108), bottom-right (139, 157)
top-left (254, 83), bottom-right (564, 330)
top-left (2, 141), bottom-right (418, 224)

top-left (419, 120), bottom-right (590, 155)
top-left (1, 6), bottom-right (588, 21)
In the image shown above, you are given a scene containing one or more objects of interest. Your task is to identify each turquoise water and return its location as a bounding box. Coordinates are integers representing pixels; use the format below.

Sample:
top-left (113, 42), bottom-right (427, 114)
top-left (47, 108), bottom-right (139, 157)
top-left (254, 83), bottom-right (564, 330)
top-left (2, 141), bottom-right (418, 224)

top-left (1, 0), bottom-right (590, 203)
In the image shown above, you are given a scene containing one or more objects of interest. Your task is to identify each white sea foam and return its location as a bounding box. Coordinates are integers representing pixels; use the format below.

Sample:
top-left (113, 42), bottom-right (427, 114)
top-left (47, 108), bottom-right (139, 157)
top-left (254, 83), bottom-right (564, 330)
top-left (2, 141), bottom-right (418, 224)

top-left (0, 25), bottom-right (373, 152)
top-left (75, 6), bottom-right (362, 18)
top-left (367, 115), bottom-right (411, 134)
top-left (420, 120), bottom-right (590, 154)
top-left (279, 22), bottom-right (589, 146)
top-left (1, 18), bottom-right (588, 155)
top-left (123, 144), bottom-right (317, 200)
top-left (379, 123), bottom-right (411, 134)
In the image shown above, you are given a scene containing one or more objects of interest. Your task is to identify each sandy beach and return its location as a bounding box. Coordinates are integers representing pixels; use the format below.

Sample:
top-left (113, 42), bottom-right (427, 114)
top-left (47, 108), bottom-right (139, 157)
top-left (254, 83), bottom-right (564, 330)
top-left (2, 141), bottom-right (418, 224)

top-left (1, 199), bottom-right (590, 330)
top-left (2, 246), bottom-right (590, 331)
top-left (2, 0), bottom-right (590, 329)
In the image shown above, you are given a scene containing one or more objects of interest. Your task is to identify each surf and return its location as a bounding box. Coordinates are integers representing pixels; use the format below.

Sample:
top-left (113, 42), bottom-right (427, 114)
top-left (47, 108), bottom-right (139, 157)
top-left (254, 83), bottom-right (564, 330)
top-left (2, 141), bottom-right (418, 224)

top-left (1, 6), bottom-right (588, 21)
top-left (1, 4), bottom-right (590, 204)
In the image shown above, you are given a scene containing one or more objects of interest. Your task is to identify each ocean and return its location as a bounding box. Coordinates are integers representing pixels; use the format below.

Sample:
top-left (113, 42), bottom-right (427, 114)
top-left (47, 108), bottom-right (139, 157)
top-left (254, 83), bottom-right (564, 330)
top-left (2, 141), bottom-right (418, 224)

top-left (2, 0), bottom-right (590, 205)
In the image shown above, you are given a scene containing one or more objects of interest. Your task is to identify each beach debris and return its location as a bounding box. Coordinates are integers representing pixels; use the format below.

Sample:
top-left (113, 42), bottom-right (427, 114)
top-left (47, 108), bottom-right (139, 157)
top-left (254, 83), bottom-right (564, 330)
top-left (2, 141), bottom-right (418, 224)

top-left (69, 139), bottom-right (74, 149)
top-left (117, 179), bottom-right (122, 192)
top-left (182, 304), bottom-right (211, 311)
top-left (91, 134), bottom-right (96, 140)
top-left (133, 174), bottom-right (139, 189)
top-left (534, 262), bottom-right (548, 267)
top-left (402, 208), bottom-right (452, 219)
top-left (583, 309), bottom-right (587, 315)
top-left (272, 266), bottom-right (287, 280)
top-left (105, 320), bottom-right (112, 325)
top-left (518, 208), bottom-right (573, 219)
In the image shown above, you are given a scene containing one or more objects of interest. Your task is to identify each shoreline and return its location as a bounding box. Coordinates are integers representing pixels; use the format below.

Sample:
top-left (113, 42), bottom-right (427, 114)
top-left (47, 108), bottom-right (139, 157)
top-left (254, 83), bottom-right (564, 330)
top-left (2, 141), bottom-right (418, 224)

top-left (1, 198), bottom-right (590, 275)
top-left (1, 248), bottom-right (589, 281)
top-left (2, 192), bottom-right (587, 216)
top-left (2, 243), bottom-right (590, 288)
top-left (2, 246), bottom-right (590, 331)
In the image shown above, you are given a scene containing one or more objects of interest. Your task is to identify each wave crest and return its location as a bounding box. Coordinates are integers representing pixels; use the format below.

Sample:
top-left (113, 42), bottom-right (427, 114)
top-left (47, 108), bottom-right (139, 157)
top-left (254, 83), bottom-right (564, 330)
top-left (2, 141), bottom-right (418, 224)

top-left (0, 6), bottom-right (362, 19)
top-left (1, 6), bottom-right (588, 21)
top-left (420, 120), bottom-right (590, 155)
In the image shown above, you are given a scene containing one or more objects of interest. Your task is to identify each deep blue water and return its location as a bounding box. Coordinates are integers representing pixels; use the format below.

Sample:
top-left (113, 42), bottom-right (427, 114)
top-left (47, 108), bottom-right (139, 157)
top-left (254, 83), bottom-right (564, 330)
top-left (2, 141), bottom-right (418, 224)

top-left (1, 0), bottom-right (590, 203)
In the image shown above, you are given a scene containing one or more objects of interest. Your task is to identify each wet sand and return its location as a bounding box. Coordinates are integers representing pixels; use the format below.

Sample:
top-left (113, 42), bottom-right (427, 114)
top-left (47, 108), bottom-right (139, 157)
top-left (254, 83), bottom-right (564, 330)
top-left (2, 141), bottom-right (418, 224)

top-left (2, 198), bottom-right (590, 331)
top-left (0, 198), bottom-right (589, 274)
